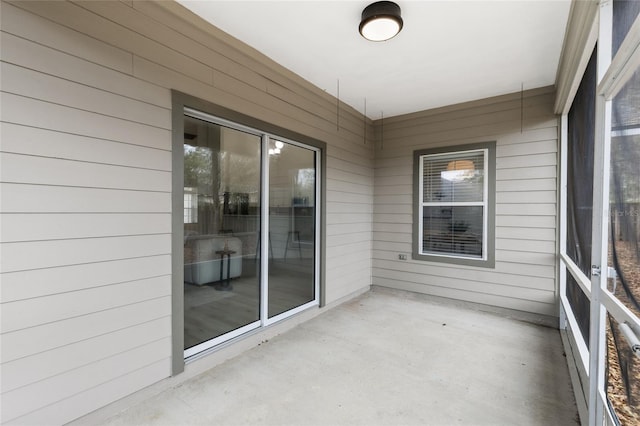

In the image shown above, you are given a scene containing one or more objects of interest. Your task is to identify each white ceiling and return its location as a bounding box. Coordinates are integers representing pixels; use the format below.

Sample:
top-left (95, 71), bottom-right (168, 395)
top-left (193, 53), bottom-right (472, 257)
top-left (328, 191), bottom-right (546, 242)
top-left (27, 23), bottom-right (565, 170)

top-left (179, 0), bottom-right (571, 119)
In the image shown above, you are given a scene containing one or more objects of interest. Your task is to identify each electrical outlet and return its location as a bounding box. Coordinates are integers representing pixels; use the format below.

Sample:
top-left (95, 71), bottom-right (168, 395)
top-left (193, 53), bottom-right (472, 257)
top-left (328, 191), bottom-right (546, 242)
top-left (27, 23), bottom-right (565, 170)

top-left (398, 254), bottom-right (407, 260)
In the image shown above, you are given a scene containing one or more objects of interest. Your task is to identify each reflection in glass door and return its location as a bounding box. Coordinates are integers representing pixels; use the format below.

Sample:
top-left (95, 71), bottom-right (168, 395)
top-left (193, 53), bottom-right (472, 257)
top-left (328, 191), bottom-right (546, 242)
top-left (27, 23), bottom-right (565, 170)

top-left (267, 139), bottom-right (317, 318)
top-left (181, 110), bottom-right (320, 357)
top-left (183, 116), bottom-right (262, 355)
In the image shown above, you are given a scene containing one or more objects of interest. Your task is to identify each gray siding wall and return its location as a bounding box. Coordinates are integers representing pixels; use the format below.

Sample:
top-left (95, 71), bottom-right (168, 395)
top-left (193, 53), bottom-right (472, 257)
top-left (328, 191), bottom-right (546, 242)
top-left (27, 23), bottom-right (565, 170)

top-left (0, 1), bottom-right (373, 424)
top-left (372, 87), bottom-right (559, 317)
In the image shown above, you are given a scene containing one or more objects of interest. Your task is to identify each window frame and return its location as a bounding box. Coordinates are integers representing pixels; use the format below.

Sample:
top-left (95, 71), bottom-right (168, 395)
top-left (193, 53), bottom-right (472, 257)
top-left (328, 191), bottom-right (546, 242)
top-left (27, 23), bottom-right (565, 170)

top-left (412, 141), bottom-right (496, 268)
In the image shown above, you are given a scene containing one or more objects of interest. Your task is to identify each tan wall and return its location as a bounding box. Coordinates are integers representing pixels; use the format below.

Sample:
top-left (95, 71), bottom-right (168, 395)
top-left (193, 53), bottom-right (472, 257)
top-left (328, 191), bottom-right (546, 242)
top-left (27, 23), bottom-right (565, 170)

top-left (372, 87), bottom-right (559, 317)
top-left (0, 1), bottom-right (563, 423)
top-left (0, 1), bottom-right (373, 424)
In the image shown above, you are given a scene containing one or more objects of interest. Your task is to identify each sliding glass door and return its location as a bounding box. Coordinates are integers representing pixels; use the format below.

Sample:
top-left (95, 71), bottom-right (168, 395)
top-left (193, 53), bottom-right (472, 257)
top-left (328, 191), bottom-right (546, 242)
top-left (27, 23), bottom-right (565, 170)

top-left (268, 140), bottom-right (317, 319)
top-left (182, 109), bottom-right (320, 357)
top-left (183, 116), bottom-right (262, 355)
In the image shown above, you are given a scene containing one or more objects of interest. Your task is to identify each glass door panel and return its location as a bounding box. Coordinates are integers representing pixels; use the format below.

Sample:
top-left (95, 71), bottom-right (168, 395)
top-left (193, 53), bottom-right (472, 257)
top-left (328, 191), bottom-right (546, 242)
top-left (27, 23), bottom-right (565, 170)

top-left (267, 140), bottom-right (316, 318)
top-left (183, 116), bottom-right (261, 351)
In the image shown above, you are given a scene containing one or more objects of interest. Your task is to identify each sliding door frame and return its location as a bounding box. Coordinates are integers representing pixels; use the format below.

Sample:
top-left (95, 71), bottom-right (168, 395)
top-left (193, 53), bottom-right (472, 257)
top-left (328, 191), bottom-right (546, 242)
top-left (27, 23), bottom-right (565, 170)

top-left (181, 107), bottom-right (263, 360)
top-left (171, 91), bottom-right (326, 374)
top-left (263, 136), bottom-right (321, 326)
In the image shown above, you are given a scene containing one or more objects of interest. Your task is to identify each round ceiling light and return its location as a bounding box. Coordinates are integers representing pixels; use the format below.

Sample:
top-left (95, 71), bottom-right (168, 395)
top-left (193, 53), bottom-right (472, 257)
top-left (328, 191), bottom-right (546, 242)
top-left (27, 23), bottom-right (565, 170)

top-left (359, 1), bottom-right (403, 42)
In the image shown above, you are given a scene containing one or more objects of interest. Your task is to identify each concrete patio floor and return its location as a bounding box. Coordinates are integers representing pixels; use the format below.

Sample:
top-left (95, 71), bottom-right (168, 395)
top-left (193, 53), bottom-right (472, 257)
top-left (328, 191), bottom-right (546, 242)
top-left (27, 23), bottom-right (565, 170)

top-left (100, 289), bottom-right (578, 426)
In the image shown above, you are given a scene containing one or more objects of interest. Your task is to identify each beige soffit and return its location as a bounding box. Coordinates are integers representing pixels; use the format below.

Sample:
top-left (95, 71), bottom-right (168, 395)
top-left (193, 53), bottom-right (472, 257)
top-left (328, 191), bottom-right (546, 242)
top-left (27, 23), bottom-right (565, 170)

top-left (178, 0), bottom-right (571, 119)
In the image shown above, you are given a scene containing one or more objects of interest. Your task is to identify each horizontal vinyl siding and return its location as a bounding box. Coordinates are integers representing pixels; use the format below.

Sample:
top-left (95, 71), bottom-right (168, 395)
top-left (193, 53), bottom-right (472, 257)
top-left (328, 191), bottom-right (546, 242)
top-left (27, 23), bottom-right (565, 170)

top-left (372, 87), bottom-right (558, 317)
top-left (0, 1), bottom-right (373, 424)
top-left (324, 144), bottom-right (374, 301)
top-left (0, 0), bottom-right (173, 422)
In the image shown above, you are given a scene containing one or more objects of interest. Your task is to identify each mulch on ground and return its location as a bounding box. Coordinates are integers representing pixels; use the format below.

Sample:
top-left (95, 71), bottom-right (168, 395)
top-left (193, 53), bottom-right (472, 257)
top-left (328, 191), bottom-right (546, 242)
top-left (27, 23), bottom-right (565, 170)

top-left (607, 240), bottom-right (640, 425)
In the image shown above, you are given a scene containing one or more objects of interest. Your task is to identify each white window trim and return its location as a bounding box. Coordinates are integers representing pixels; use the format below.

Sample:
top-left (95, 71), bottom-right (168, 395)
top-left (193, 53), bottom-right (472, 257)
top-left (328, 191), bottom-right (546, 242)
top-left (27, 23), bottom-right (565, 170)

top-left (418, 148), bottom-right (488, 261)
top-left (413, 142), bottom-right (495, 268)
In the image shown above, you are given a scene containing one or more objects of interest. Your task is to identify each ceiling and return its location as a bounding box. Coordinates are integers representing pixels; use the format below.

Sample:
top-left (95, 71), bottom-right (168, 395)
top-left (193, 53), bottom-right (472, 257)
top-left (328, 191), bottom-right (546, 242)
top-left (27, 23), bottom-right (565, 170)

top-left (178, 1), bottom-right (571, 119)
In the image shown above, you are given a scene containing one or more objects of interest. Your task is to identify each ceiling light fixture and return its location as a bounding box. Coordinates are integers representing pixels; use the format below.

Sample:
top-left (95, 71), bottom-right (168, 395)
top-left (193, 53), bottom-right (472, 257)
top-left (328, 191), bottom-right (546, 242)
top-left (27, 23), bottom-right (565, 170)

top-left (359, 1), bottom-right (403, 42)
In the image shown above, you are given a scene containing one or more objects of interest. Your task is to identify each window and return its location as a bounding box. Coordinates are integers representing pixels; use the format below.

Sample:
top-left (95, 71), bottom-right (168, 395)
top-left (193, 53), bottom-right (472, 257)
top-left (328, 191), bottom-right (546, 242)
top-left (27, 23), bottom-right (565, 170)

top-left (183, 187), bottom-right (198, 224)
top-left (413, 142), bottom-right (495, 267)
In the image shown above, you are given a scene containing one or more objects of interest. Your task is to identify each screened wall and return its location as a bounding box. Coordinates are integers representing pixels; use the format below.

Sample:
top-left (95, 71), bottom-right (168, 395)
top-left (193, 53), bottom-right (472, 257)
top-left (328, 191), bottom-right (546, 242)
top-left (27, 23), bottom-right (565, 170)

top-left (607, 50), bottom-right (640, 425)
top-left (559, 1), bottom-right (640, 425)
